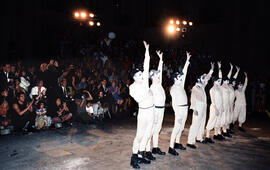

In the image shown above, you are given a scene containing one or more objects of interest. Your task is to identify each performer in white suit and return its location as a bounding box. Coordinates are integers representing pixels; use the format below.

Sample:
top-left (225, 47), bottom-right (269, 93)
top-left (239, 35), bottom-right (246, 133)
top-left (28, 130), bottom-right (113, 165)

top-left (205, 61), bottom-right (223, 143)
top-left (146, 50), bottom-right (166, 158)
top-left (168, 51), bottom-right (191, 155)
top-left (129, 41), bottom-right (154, 169)
top-left (233, 72), bottom-right (248, 132)
top-left (187, 62), bottom-right (214, 149)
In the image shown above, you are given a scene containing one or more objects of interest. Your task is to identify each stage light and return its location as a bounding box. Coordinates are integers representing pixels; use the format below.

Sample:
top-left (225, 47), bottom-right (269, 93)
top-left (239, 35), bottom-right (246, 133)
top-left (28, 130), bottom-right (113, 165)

top-left (81, 12), bottom-right (87, 18)
top-left (176, 20), bottom-right (180, 25)
top-left (170, 19), bottom-right (174, 24)
top-left (168, 25), bottom-right (175, 33)
top-left (89, 13), bottom-right (94, 18)
top-left (176, 27), bottom-right (180, 31)
top-left (74, 12), bottom-right (80, 18)
top-left (97, 22), bottom-right (101, 26)
top-left (189, 21), bottom-right (193, 26)
top-left (89, 21), bottom-right (94, 26)
top-left (183, 21), bottom-right (187, 25)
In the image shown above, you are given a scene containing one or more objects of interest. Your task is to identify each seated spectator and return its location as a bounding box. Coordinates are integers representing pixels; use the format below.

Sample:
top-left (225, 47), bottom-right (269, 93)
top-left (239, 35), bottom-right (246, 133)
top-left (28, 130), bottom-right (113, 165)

top-left (56, 79), bottom-right (72, 102)
top-left (52, 98), bottom-right (72, 125)
top-left (75, 90), bottom-right (93, 123)
top-left (19, 69), bottom-right (30, 92)
top-left (0, 89), bottom-right (9, 127)
top-left (109, 80), bottom-right (123, 105)
top-left (12, 92), bottom-right (35, 132)
top-left (77, 77), bottom-right (87, 90)
top-left (29, 80), bottom-right (46, 100)
top-left (35, 102), bottom-right (51, 130)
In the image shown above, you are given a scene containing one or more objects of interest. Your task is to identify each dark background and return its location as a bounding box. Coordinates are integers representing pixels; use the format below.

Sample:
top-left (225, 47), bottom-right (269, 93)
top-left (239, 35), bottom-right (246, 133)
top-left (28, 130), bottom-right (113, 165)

top-left (0, 0), bottom-right (269, 78)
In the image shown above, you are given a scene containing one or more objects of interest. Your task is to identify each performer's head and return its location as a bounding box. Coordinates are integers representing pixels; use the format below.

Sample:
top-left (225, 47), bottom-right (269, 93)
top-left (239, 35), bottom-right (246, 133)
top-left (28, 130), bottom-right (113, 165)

top-left (212, 76), bottom-right (222, 86)
top-left (171, 72), bottom-right (184, 85)
top-left (149, 69), bottom-right (160, 83)
top-left (223, 77), bottom-right (230, 85)
top-left (230, 78), bottom-right (237, 87)
top-left (237, 82), bottom-right (244, 91)
top-left (131, 68), bottom-right (143, 83)
top-left (197, 73), bottom-right (206, 85)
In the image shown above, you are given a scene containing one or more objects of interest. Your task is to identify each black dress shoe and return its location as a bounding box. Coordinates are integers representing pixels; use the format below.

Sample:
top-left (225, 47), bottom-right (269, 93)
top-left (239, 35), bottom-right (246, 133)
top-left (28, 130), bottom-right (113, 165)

top-left (229, 123), bottom-right (234, 129)
top-left (205, 137), bottom-right (215, 144)
top-left (238, 127), bottom-right (246, 132)
top-left (137, 151), bottom-right (151, 164)
top-left (218, 134), bottom-right (225, 140)
top-left (152, 147), bottom-right (166, 155)
top-left (196, 139), bottom-right (208, 144)
top-left (186, 144), bottom-right (197, 149)
top-left (174, 143), bottom-right (186, 150)
top-left (222, 132), bottom-right (232, 138)
top-left (130, 154), bottom-right (140, 169)
top-left (168, 147), bottom-right (179, 156)
top-left (227, 129), bottom-right (234, 134)
top-left (145, 151), bottom-right (156, 161)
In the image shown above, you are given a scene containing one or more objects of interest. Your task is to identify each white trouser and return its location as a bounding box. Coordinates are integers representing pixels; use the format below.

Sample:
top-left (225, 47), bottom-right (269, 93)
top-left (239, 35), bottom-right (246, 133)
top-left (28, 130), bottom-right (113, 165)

top-left (146, 107), bottom-right (165, 151)
top-left (206, 104), bottom-right (219, 138)
top-left (229, 104), bottom-right (234, 124)
top-left (169, 105), bottom-right (188, 148)
top-left (187, 104), bottom-right (207, 144)
top-left (222, 106), bottom-right (230, 132)
top-left (132, 107), bottom-right (154, 154)
top-left (233, 104), bottom-right (246, 127)
top-left (92, 104), bottom-right (104, 115)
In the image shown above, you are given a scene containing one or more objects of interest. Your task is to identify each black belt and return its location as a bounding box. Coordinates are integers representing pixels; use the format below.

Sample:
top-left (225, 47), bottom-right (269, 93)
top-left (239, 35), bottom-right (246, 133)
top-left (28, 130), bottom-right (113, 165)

top-left (155, 106), bottom-right (165, 108)
top-left (139, 105), bottom-right (154, 109)
top-left (178, 104), bottom-right (189, 107)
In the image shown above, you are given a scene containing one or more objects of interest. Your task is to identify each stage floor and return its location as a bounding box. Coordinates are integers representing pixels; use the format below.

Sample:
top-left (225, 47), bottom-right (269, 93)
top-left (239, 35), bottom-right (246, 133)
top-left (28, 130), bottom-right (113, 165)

top-left (1, 112), bottom-right (270, 170)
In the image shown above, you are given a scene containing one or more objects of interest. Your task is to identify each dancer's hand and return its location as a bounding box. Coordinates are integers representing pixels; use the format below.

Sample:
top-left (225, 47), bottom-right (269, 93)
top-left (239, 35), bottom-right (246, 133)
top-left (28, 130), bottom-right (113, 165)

top-left (156, 50), bottom-right (163, 60)
top-left (217, 61), bottom-right (222, 69)
top-left (186, 51), bottom-right (191, 61)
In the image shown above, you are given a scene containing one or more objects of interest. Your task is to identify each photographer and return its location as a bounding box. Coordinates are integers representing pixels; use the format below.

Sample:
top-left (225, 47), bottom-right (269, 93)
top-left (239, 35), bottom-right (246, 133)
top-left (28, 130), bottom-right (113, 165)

top-left (75, 89), bottom-right (93, 123)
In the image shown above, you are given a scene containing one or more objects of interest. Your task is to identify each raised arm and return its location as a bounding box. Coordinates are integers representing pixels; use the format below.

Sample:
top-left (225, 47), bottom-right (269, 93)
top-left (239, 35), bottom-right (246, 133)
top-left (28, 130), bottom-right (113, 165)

top-left (227, 63), bottom-right (233, 79)
top-left (142, 41), bottom-right (150, 87)
top-left (243, 72), bottom-right (248, 91)
top-left (156, 50), bottom-right (163, 84)
top-left (181, 51), bottom-right (191, 87)
top-left (233, 66), bottom-right (240, 79)
top-left (204, 62), bottom-right (215, 86)
top-left (217, 61), bottom-right (222, 79)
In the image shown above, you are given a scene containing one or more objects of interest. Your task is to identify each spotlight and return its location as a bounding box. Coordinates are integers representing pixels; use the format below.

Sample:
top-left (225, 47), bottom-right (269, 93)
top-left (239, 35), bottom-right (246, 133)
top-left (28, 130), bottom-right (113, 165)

top-left (89, 21), bottom-right (94, 26)
top-left (97, 22), bottom-right (101, 26)
top-left (74, 12), bottom-right (80, 18)
top-left (183, 21), bottom-right (187, 25)
top-left (89, 13), bottom-right (94, 18)
top-left (189, 21), bottom-right (193, 26)
top-left (176, 27), bottom-right (180, 31)
top-left (168, 25), bottom-right (175, 33)
top-left (170, 19), bottom-right (174, 24)
top-left (176, 20), bottom-right (180, 25)
top-left (81, 12), bottom-right (87, 18)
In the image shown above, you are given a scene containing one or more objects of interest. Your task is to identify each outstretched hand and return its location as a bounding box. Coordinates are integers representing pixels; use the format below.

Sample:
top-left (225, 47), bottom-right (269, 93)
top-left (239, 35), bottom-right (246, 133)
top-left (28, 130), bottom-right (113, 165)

top-left (244, 72), bottom-right (247, 76)
top-left (186, 51), bottom-right (191, 61)
top-left (236, 66), bottom-right (240, 71)
top-left (156, 50), bottom-right (163, 59)
top-left (211, 62), bottom-right (215, 70)
top-left (143, 41), bottom-right (149, 50)
top-left (230, 62), bottom-right (233, 68)
top-left (217, 61), bottom-right (222, 69)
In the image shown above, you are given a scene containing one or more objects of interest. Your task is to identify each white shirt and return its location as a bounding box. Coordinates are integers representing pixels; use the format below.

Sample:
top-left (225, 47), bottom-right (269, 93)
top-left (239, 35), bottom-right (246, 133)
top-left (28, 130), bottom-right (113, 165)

top-left (30, 86), bottom-right (46, 99)
top-left (210, 85), bottom-right (223, 112)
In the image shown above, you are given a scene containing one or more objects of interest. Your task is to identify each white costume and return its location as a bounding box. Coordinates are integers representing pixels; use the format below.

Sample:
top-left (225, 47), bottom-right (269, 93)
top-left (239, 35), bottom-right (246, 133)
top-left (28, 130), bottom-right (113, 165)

top-left (187, 64), bottom-right (214, 145)
top-left (220, 77), bottom-right (231, 133)
top-left (233, 74), bottom-right (248, 127)
top-left (146, 52), bottom-right (166, 153)
top-left (206, 64), bottom-right (223, 138)
top-left (129, 43), bottom-right (154, 155)
top-left (169, 54), bottom-right (190, 148)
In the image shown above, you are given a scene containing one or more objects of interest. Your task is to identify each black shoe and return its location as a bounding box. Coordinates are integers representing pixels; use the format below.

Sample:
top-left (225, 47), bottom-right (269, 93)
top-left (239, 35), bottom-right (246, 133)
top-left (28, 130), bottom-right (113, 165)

top-left (205, 137), bottom-right (215, 144)
top-left (168, 147), bottom-right (179, 156)
top-left (222, 132), bottom-right (232, 138)
top-left (229, 123), bottom-right (234, 129)
top-left (238, 127), bottom-right (246, 132)
top-left (152, 147), bottom-right (166, 155)
top-left (145, 151), bottom-right (156, 161)
top-left (137, 151), bottom-right (151, 164)
top-left (218, 134), bottom-right (225, 140)
top-left (186, 144), bottom-right (197, 149)
top-left (196, 139), bottom-right (208, 144)
top-left (130, 154), bottom-right (140, 169)
top-left (174, 143), bottom-right (186, 150)
top-left (227, 129), bottom-right (234, 134)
